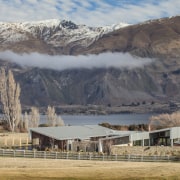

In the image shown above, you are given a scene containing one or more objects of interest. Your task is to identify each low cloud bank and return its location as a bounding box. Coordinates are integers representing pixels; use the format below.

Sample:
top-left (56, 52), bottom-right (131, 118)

top-left (0, 51), bottom-right (154, 71)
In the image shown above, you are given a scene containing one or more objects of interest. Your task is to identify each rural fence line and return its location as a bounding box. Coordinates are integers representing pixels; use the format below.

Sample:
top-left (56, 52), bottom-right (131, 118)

top-left (0, 149), bottom-right (179, 162)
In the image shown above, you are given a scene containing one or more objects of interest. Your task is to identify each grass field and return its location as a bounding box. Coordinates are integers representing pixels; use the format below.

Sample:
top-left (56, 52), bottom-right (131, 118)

top-left (0, 157), bottom-right (180, 180)
top-left (0, 133), bottom-right (180, 179)
top-left (0, 133), bottom-right (29, 148)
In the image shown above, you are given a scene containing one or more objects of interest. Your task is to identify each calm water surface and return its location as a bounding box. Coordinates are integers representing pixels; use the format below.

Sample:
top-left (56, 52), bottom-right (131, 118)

top-left (40, 114), bottom-right (153, 126)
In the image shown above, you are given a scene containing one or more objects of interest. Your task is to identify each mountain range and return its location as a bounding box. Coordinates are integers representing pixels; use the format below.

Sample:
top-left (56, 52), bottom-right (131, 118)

top-left (0, 19), bottom-right (128, 54)
top-left (0, 16), bottom-right (180, 114)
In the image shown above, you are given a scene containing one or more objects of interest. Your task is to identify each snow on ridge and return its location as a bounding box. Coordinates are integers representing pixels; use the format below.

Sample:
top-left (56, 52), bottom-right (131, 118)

top-left (0, 19), bottom-right (129, 33)
top-left (19, 19), bottom-right (63, 36)
top-left (0, 19), bottom-right (130, 46)
top-left (111, 22), bottom-right (130, 30)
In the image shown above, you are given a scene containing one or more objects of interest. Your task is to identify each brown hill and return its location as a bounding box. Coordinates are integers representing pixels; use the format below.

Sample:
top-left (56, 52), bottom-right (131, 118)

top-left (0, 16), bottom-right (180, 113)
top-left (80, 16), bottom-right (180, 58)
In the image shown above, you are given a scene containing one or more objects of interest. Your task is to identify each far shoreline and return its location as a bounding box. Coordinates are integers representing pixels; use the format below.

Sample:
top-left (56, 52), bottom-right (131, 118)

top-left (21, 101), bottom-right (179, 115)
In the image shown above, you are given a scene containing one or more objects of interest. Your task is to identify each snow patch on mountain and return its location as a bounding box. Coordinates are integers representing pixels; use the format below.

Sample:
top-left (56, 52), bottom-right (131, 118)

top-left (0, 19), bottom-right (129, 47)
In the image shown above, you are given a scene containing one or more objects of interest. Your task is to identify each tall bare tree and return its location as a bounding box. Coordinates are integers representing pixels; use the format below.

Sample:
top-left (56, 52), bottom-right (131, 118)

top-left (19, 111), bottom-right (29, 132)
top-left (149, 111), bottom-right (180, 130)
top-left (29, 107), bottom-right (40, 128)
top-left (24, 111), bottom-right (29, 131)
top-left (0, 68), bottom-right (22, 132)
top-left (47, 106), bottom-right (56, 126)
top-left (46, 106), bottom-right (64, 126)
top-left (56, 115), bottom-right (65, 126)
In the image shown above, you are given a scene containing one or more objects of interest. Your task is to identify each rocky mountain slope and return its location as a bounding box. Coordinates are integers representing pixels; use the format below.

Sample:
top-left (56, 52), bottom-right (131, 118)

top-left (83, 16), bottom-right (180, 58)
top-left (0, 16), bottom-right (180, 113)
top-left (0, 19), bottom-right (128, 54)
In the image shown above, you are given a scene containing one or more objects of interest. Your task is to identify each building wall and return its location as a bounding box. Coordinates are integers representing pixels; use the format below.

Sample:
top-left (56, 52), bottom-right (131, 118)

top-left (72, 140), bottom-right (98, 152)
top-left (171, 127), bottom-right (180, 139)
top-left (130, 132), bottom-right (149, 141)
top-left (31, 131), bottom-right (67, 151)
top-left (100, 136), bottom-right (130, 154)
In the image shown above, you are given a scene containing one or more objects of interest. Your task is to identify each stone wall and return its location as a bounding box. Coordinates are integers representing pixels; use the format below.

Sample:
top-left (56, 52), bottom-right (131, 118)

top-left (72, 141), bottom-right (98, 152)
top-left (111, 146), bottom-right (180, 156)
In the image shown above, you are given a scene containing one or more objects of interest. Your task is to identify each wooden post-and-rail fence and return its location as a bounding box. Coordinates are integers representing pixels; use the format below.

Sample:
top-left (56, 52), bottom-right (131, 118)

top-left (0, 149), bottom-right (179, 162)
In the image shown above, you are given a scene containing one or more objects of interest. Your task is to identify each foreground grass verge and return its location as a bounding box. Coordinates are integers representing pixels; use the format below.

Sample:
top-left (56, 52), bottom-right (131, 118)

top-left (0, 157), bottom-right (180, 180)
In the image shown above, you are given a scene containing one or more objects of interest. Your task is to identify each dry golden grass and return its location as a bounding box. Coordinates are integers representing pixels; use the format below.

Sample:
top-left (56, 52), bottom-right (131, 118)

top-left (0, 157), bottom-right (180, 180)
top-left (0, 133), bottom-right (180, 179)
top-left (0, 133), bottom-right (29, 147)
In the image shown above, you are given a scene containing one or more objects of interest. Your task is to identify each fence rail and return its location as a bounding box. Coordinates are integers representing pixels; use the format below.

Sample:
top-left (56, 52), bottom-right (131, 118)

top-left (0, 149), bottom-right (179, 162)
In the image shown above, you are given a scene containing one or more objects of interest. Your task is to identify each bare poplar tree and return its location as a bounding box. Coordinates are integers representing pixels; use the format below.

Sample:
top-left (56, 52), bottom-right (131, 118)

top-left (29, 107), bottom-right (40, 128)
top-left (46, 106), bottom-right (64, 126)
top-left (24, 111), bottom-right (29, 131)
top-left (56, 115), bottom-right (65, 126)
top-left (0, 68), bottom-right (22, 132)
top-left (149, 111), bottom-right (180, 130)
top-left (47, 106), bottom-right (57, 126)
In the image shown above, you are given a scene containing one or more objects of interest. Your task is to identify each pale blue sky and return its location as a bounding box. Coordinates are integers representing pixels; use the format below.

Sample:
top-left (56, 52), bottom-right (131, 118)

top-left (0, 0), bottom-right (179, 26)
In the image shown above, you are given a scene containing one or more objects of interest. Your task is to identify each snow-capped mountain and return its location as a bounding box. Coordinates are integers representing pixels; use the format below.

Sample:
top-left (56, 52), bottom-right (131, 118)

top-left (0, 16), bottom-right (180, 112)
top-left (0, 19), bottom-right (129, 54)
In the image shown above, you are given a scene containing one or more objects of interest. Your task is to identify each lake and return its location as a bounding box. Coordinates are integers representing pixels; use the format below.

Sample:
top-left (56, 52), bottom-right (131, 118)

top-left (40, 113), bottom-right (154, 126)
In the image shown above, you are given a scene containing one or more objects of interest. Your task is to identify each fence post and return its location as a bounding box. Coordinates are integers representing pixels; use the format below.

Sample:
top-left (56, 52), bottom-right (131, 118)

top-left (66, 152), bottom-right (69, 159)
top-left (78, 153), bottom-right (80, 160)
top-left (2, 149), bottom-right (4, 156)
top-left (128, 154), bottom-right (130, 161)
top-left (12, 138), bottom-right (14, 147)
top-left (14, 150), bottom-right (15, 157)
top-left (4, 138), bottom-right (7, 147)
top-left (102, 154), bottom-right (104, 161)
top-left (26, 138), bottom-right (28, 146)
top-left (115, 154), bottom-right (117, 161)
top-left (24, 150), bottom-right (25, 158)
top-left (44, 151), bottom-right (46, 159)
top-left (89, 153), bottom-right (91, 160)
top-left (19, 137), bottom-right (21, 148)
top-left (56, 152), bottom-right (57, 159)
top-left (34, 150), bottom-right (36, 158)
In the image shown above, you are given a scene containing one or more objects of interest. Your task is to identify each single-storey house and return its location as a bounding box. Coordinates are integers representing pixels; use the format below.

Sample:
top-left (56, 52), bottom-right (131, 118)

top-left (29, 125), bottom-right (134, 152)
top-left (29, 126), bottom-right (180, 153)
top-left (100, 126), bottom-right (180, 149)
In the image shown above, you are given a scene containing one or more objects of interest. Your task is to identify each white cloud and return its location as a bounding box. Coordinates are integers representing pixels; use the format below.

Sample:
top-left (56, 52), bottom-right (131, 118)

top-left (0, 51), bottom-right (154, 71)
top-left (0, 0), bottom-right (179, 26)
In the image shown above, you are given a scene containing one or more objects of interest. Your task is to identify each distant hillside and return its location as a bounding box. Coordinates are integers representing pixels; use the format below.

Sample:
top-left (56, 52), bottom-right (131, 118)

top-left (83, 16), bottom-right (180, 58)
top-left (0, 16), bottom-right (180, 113)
